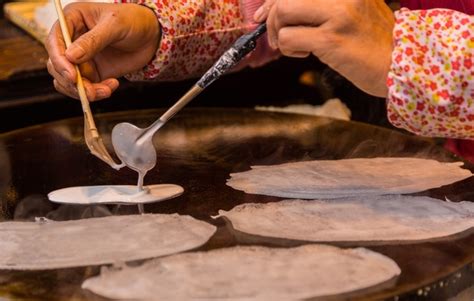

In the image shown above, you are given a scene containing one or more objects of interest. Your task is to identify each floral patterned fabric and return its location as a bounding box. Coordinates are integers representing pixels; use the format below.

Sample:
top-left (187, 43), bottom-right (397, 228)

top-left (387, 8), bottom-right (474, 139)
top-left (400, 0), bottom-right (474, 15)
top-left (401, 1), bottom-right (474, 162)
top-left (117, 0), bottom-right (276, 81)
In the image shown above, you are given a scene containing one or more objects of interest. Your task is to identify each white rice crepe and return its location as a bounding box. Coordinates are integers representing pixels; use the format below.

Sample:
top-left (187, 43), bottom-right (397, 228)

top-left (227, 157), bottom-right (472, 199)
top-left (82, 245), bottom-right (401, 300)
top-left (0, 214), bottom-right (216, 270)
top-left (216, 196), bottom-right (474, 243)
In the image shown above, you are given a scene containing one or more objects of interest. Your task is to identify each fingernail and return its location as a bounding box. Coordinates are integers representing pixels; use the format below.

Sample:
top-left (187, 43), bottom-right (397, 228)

top-left (254, 6), bottom-right (265, 22)
top-left (67, 45), bottom-right (85, 60)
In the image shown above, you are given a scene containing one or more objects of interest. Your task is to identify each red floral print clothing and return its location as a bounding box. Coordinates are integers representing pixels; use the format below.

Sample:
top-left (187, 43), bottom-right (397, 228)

top-left (401, 0), bottom-right (474, 163)
top-left (400, 0), bottom-right (474, 15)
top-left (116, 0), bottom-right (277, 81)
top-left (387, 8), bottom-right (474, 139)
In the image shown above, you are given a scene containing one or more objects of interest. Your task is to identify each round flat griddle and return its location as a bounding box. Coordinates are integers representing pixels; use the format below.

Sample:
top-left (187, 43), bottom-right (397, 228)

top-left (0, 108), bottom-right (472, 300)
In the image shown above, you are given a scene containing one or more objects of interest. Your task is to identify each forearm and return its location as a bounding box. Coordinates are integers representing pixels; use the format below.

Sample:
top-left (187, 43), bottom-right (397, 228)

top-left (387, 8), bottom-right (474, 139)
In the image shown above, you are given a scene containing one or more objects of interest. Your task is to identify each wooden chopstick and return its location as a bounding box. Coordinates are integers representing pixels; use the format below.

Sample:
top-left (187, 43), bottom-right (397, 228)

top-left (52, 0), bottom-right (98, 135)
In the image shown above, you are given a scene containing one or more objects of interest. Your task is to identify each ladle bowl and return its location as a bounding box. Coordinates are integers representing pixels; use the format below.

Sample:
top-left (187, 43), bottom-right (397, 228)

top-left (111, 122), bottom-right (157, 175)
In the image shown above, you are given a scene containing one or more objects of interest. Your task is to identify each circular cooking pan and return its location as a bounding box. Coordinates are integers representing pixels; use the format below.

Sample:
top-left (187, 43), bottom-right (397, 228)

top-left (0, 108), bottom-right (472, 300)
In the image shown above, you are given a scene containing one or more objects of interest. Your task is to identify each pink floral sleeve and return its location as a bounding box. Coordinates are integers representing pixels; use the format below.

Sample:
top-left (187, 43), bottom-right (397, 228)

top-left (387, 8), bottom-right (474, 139)
top-left (116, 0), bottom-right (278, 81)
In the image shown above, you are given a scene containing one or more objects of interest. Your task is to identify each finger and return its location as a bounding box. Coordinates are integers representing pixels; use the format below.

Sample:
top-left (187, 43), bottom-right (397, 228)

top-left (280, 49), bottom-right (311, 58)
top-left (48, 46), bottom-right (102, 89)
top-left (53, 79), bottom-right (79, 99)
top-left (81, 79), bottom-right (98, 101)
top-left (47, 59), bottom-right (77, 90)
top-left (78, 60), bottom-right (101, 83)
top-left (273, 0), bottom-right (330, 27)
top-left (65, 11), bottom-right (123, 64)
top-left (91, 87), bottom-right (111, 101)
top-left (90, 78), bottom-right (120, 101)
top-left (82, 78), bottom-right (119, 102)
top-left (46, 21), bottom-right (77, 83)
top-left (254, 0), bottom-right (276, 22)
top-left (277, 26), bottom-right (328, 58)
top-left (266, 2), bottom-right (279, 49)
top-left (268, 0), bottom-right (333, 50)
top-left (102, 78), bottom-right (120, 93)
top-left (54, 77), bottom-right (112, 101)
top-left (55, 75), bottom-right (96, 101)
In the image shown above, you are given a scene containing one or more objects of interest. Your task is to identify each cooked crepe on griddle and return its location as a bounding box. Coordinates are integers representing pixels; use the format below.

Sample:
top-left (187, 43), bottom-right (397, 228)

top-left (82, 245), bottom-right (401, 300)
top-left (227, 157), bottom-right (472, 198)
top-left (0, 214), bottom-right (216, 270)
top-left (217, 195), bottom-right (474, 243)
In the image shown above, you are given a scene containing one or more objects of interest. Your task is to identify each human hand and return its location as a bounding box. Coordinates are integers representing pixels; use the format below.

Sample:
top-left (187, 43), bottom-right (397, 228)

top-left (46, 3), bottom-right (160, 101)
top-left (255, 0), bottom-right (395, 97)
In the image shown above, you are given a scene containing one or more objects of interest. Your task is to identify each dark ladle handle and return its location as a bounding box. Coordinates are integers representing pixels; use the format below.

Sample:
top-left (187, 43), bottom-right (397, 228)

top-left (197, 23), bottom-right (267, 89)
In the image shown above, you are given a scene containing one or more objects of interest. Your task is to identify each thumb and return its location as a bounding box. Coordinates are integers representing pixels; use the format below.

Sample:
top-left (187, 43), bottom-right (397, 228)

top-left (65, 17), bottom-right (121, 64)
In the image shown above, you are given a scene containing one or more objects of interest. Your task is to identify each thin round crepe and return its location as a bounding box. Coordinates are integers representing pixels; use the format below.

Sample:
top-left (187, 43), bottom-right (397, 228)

top-left (227, 157), bottom-right (472, 199)
top-left (82, 245), bottom-right (401, 300)
top-left (48, 184), bottom-right (184, 205)
top-left (217, 196), bottom-right (474, 243)
top-left (0, 214), bottom-right (216, 270)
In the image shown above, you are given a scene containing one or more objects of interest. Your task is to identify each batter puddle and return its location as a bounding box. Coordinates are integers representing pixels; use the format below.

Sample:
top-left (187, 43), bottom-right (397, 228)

top-left (48, 155), bottom-right (183, 211)
top-left (48, 184), bottom-right (183, 206)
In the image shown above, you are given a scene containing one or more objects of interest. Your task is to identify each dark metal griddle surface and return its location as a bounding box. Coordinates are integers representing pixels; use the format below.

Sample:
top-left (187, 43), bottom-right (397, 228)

top-left (0, 108), bottom-right (473, 300)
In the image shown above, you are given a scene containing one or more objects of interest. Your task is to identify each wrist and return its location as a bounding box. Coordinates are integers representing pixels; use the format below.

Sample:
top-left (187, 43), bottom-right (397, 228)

top-left (138, 3), bottom-right (161, 64)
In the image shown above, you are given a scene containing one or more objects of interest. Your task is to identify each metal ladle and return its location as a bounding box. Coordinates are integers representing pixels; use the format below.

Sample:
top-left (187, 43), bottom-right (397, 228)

top-left (111, 24), bottom-right (267, 189)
